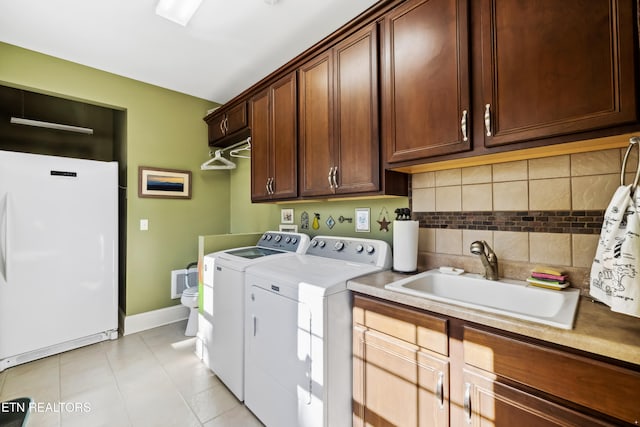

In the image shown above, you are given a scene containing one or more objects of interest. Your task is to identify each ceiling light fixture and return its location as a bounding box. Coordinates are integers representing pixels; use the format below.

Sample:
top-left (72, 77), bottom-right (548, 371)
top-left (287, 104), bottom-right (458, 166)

top-left (10, 117), bottom-right (94, 135)
top-left (155, 0), bottom-right (203, 26)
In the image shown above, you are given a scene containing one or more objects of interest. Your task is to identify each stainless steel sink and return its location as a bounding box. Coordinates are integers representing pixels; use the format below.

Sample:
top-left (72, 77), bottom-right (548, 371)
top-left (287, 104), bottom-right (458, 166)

top-left (384, 270), bottom-right (580, 329)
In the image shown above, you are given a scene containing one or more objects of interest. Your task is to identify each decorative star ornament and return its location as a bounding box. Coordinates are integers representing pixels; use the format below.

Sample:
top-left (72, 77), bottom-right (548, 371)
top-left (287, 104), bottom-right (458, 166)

top-left (377, 216), bottom-right (390, 232)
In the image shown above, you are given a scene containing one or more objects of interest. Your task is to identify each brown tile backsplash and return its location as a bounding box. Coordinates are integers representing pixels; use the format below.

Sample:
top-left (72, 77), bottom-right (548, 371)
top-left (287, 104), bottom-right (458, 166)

top-left (414, 210), bottom-right (604, 234)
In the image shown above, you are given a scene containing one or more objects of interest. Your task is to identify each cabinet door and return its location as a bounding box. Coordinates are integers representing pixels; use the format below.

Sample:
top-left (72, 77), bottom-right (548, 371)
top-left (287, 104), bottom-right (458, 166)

top-left (462, 368), bottom-right (616, 427)
top-left (383, 0), bottom-right (471, 163)
top-left (270, 73), bottom-right (297, 200)
top-left (353, 327), bottom-right (450, 427)
top-left (225, 102), bottom-right (247, 135)
top-left (334, 23), bottom-right (380, 194)
top-left (480, 0), bottom-right (637, 147)
top-left (299, 51), bottom-right (334, 197)
top-left (250, 89), bottom-right (271, 201)
top-left (207, 111), bottom-right (226, 143)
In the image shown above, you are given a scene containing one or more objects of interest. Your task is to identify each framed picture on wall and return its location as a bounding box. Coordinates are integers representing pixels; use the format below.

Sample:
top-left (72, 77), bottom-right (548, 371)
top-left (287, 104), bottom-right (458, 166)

top-left (281, 208), bottom-right (294, 224)
top-left (138, 166), bottom-right (192, 199)
top-left (355, 208), bottom-right (370, 232)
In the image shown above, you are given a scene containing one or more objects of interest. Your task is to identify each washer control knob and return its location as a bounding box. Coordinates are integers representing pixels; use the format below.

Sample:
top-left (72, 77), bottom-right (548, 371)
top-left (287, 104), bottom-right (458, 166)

top-left (311, 240), bottom-right (318, 247)
top-left (355, 244), bottom-right (364, 253)
top-left (274, 235), bottom-right (282, 242)
top-left (285, 236), bottom-right (291, 243)
top-left (262, 234), bottom-right (268, 240)
top-left (265, 234), bottom-right (272, 241)
top-left (291, 237), bottom-right (298, 244)
top-left (366, 245), bottom-right (375, 254)
top-left (334, 241), bottom-right (345, 251)
top-left (318, 240), bottom-right (326, 248)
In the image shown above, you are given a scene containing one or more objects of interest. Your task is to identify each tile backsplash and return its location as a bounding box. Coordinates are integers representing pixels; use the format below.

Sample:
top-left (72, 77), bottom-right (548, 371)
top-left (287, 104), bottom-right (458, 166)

top-left (410, 147), bottom-right (637, 292)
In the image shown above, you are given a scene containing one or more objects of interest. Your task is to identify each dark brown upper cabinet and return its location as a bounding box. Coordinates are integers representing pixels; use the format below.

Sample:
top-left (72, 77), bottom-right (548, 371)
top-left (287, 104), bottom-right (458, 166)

top-left (205, 101), bottom-right (249, 147)
top-left (383, 0), bottom-right (638, 165)
top-left (382, 0), bottom-right (471, 163)
top-left (204, 0), bottom-right (639, 177)
top-left (479, 0), bottom-right (637, 148)
top-left (299, 23), bottom-right (386, 197)
top-left (250, 73), bottom-right (298, 202)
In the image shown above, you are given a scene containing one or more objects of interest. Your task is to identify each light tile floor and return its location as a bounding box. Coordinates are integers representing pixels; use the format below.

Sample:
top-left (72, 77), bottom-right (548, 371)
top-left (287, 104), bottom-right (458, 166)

top-left (0, 321), bottom-right (263, 427)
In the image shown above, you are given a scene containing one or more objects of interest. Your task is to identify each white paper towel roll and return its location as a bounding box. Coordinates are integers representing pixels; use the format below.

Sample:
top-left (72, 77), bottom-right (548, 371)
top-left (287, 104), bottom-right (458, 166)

top-left (393, 220), bottom-right (419, 272)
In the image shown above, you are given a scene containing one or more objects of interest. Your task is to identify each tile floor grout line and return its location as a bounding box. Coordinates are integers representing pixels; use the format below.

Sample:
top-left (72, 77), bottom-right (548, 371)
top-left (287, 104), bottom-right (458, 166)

top-left (103, 336), bottom-right (138, 427)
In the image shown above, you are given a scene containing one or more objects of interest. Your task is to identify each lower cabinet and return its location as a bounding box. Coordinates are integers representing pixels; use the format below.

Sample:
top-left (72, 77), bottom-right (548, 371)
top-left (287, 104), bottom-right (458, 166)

top-left (353, 294), bottom-right (640, 426)
top-left (353, 326), bottom-right (449, 426)
top-left (462, 368), bottom-right (615, 426)
top-left (353, 295), bottom-right (450, 427)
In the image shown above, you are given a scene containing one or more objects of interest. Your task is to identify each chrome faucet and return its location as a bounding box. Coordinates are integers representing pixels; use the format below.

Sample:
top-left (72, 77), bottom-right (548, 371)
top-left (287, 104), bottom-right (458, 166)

top-left (470, 240), bottom-right (499, 280)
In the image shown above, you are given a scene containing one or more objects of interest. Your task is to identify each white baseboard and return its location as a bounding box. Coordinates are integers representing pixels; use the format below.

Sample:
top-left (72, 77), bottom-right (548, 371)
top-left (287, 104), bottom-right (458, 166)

top-left (120, 304), bottom-right (189, 335)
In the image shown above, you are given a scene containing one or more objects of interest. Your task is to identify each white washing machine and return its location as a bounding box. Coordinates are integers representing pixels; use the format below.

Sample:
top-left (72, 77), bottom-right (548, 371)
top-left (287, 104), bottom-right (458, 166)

top-left (200, 231), bottom-right (309, 400)
top-left (244, 236), bottom-right (392, 427)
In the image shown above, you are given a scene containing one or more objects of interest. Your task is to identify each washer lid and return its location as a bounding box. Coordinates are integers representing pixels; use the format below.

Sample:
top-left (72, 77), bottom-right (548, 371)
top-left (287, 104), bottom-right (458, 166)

top-left (246, 254), bottom-right (383, 295)
top-left (225, 246), bottom-right (284, 259)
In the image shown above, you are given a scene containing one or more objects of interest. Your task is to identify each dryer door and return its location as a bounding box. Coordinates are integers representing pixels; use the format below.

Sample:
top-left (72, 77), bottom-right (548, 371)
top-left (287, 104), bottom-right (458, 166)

top-left (245, 283), bottom-right (312, 426)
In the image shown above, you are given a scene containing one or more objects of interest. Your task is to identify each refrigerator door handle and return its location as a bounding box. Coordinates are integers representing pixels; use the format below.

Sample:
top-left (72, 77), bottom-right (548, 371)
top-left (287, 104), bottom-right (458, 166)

top-left (0, 193), bottom-right (8, 281)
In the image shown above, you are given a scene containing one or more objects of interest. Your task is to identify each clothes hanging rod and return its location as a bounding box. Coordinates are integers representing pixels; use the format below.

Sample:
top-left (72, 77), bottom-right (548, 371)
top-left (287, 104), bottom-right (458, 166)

top-left (221, 137), bottom-right (251, 153)
top-left (10, 117), bottom-right (94, 135)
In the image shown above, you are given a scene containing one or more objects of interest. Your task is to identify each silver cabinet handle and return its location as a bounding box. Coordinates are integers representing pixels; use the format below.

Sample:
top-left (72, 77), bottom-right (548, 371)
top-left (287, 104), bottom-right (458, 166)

top-left (267, 177), bottom-right (274, 195)
top-left (266, 177), bottom-right (274, 195)
top-left (219, 118), bottom-right (225, 135)
top-left (436, 371), bottom-right (444, 409)
top-left (332, 166), bottom-right (339, 189)
top-left (328, 167), bottom-right (334, 189)
top-left (270, 177), bottom-right (275, 195)
top-left (252, 314), bottom-right (257, 336)
top-left (461, 110), bottom-right (468, 142)
top-left (464, 382), bottom-right (472, 423)
top-left (484, 104), bottom-right (492, 136)
top-left (224, 117), bottom-right (229, 134)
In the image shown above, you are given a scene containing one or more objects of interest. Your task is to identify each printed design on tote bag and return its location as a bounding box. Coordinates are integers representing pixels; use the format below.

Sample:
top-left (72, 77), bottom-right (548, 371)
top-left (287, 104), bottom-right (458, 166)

top-left (591, 202), bottom-right (638, 302)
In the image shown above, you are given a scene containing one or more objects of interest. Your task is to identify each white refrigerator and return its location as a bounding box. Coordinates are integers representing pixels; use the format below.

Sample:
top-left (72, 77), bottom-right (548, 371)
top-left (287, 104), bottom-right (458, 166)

top-left (0, 150), bottom-right (118, 372)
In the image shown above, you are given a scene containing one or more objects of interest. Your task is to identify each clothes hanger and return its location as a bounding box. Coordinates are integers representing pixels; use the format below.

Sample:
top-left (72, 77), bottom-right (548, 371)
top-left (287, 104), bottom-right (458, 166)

top-left (200, 149), bottom-right (236, 170)
top-left (229, 139), bottom-right (251, 159)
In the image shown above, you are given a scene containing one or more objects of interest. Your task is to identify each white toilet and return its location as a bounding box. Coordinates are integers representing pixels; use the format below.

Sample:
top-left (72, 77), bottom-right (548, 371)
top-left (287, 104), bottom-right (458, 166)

top-left (180, 286), bottom-right (199, 336)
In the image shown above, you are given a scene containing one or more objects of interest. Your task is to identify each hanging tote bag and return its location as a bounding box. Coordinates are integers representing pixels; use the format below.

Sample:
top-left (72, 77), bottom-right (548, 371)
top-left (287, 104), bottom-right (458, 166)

top-left (590, 137), bottom-right (640, 318)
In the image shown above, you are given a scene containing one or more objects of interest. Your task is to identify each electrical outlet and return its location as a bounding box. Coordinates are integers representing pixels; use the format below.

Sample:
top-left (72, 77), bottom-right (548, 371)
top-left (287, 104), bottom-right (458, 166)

top-left (140, 219), bottom-right (149, 231)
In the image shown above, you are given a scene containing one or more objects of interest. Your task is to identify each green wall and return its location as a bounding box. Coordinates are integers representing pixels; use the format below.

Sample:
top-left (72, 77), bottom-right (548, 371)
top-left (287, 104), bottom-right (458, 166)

top-left (229, 156), bottom-right (409, 245)
top-left (0, 42), bottom-right (226, 316)
top-left (1, 41), bottom-right (410, 319)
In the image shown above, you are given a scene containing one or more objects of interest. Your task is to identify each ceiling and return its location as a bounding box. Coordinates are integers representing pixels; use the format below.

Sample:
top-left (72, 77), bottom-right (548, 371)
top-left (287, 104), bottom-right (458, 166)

top-left (0, 0), bottom-right (379, 104)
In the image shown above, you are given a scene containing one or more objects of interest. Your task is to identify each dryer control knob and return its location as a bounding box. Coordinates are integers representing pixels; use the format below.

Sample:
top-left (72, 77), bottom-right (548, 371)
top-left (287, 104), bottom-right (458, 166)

top-left (355, 244), bottom-right (364, 253)
top-left (366, 245), bottom-right (375, 254)
top-left (285, 236), bottom-right (292, 243)
top-left (291, 237), bottom-right (298, 244)
top-left (274, 235), bottom-right (282, 242)
top-left (311, 240), bottom-right (318, 247)
top-left (334, 241), bottom-right (344, 251)
top-left (266, 234), bottom-right (272, 241)
top-left (318, 240), bottom-right (326, 248)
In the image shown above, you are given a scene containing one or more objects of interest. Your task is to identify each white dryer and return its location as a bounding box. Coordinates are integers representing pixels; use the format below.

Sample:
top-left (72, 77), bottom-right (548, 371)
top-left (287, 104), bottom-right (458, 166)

top-left (201, 231), bottom-right (309, 400)
top-left (244, 236), bottom-right (392, 427)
